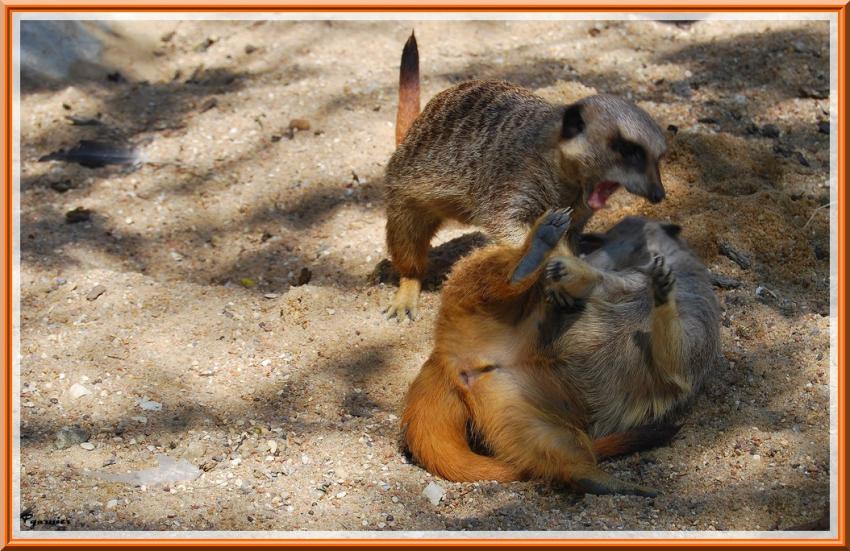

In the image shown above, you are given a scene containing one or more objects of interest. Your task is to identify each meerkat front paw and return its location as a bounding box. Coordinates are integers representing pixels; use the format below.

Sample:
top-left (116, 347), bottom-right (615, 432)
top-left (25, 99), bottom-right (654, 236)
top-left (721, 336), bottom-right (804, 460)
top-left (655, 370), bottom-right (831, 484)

top-left (650, 255), bottom-right (675, 306)
top-left (511, 208), bottom-right (572, 283)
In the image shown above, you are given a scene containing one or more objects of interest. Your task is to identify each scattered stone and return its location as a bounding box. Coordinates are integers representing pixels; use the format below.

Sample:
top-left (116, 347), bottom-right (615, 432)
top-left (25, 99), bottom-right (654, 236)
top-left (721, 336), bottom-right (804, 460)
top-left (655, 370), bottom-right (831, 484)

top-left (760, 124), bottom-right (780, 138)
top-left (290, 267), bottom-right (312, 287)
top-left (86, 285), bottom-right (106, 301)
top-left (263, 293), bottom-right (279, 299)
top-left (199, 98), bottom-right (218, 113)
top-left (102, 457), bottom-right (117, 467)
top-left (718, 242), bottom-right (752, 270)
top-left (106, 499), bottom-right (119, 509)
top-left (67, 383), bottom-right (91, 399)
top-left (195, 37), bottom-right (216, 52)
top-left (288, 118), bottom-right (311, 131)
top-left (267, 440), bottom-right (278, 455)
top-left (160, 30), bottom-right (175, 42)
top-left (240, 278), bottom-right (256, 288)
top-left (65, 207), bottom-right (92, 224)
top-left (80, 442), bottom-right (95, 450)
top-left (49, 179), bottom-right (73, 193)
top-left (710, 273), bottom-right (742, 289)
top-left (798, 86), bottom-right (828, 100)
top-left (671, 81), bottom-right (692, 98)
top-left (270, 134), bottom-right (283, 142)
top-left (55, 426), bottom-right (89, 449)
top-left (422, 482), bottom-right (446, 506)
top-left (796, 151), bottom-right (811, 167)
top-left (755, 286), bottom-right (778, 300)
top-left (245, 44), bottom-right (257, 54)
top-left (817, 121), bottom-right (830, 134)
top-left (773, 143), bottom-right (793, 158)
top-left (137, 397), bottom-right (162, 411)
top-left (65, 115), bottom-right (102, 126)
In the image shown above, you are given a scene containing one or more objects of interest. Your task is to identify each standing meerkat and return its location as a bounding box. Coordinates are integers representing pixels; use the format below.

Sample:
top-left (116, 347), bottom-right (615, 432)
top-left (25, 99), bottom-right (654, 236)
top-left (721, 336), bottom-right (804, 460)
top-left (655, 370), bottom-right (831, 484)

top-left (401, 210), bottom-right (721, 494)
top-left (383, 32), bottom-right (668, 320)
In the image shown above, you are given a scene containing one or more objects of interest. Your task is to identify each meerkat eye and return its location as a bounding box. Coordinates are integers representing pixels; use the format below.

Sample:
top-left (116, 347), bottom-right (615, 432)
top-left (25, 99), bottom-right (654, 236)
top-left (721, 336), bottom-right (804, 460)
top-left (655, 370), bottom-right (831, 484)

top-left (612, 137), bottom-right (647, 171)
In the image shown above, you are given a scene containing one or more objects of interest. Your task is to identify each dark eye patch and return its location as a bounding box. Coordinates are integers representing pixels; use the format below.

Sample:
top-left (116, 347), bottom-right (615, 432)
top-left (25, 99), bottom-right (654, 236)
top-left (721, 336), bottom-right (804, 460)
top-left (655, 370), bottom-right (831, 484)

top-left (611, 136), bottom-right (647, 172)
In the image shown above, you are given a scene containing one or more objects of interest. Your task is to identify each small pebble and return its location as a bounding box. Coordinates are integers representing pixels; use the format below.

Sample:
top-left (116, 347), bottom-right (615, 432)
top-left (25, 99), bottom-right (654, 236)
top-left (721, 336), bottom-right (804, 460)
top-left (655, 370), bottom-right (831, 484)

top-left (289, 118), bottom-right (311, 131)
top-left (86, 285), bottom-right (106, 301)
top-left (80, 442), bottom-right (95, 450)
top-left (65, 207), bottom-right (92, 224)
top-left (422, 481), bottom-right (445, 506)
top-left (67, 383), bottom-right (91, 399)
top-left (55, 426), bottom-right (89, 449)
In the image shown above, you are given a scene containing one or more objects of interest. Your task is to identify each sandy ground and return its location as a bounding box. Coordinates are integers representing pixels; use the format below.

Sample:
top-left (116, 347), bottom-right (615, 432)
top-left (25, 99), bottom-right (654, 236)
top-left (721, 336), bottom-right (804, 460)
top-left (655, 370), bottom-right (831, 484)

top-left (17, 19), bottom-right (832, 533)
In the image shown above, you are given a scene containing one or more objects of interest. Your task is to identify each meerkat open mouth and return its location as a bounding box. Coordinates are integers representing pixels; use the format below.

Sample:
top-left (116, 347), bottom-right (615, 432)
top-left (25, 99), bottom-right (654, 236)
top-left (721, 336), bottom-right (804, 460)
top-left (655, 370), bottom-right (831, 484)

top-left (588, 181), bottom-right (621, 210)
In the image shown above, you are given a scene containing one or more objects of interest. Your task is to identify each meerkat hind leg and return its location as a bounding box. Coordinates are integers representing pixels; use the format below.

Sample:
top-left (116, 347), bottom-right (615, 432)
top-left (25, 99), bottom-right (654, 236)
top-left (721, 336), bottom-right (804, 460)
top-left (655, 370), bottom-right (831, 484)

top-left (648, 255), bottom-right (690, 395)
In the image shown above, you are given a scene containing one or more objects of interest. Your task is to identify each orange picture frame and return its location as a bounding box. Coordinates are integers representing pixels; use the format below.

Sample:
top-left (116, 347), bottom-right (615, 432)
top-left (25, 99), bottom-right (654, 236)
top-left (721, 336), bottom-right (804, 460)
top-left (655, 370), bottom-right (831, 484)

top-left (1, 1), bottom-right (846, 548)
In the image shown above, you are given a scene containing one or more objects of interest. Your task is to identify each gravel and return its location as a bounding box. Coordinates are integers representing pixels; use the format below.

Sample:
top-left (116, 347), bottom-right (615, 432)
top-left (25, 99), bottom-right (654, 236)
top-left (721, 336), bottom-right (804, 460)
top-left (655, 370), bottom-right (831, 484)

top-left (18, 18), bottom-right (831, 533)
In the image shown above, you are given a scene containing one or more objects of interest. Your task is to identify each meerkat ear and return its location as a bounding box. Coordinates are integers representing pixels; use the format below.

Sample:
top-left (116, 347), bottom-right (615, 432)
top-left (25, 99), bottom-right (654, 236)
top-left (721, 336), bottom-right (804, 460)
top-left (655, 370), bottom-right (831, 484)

top-left (562, 104), bottom-right (585, 140)
top-left (661, 223), bottom-right (682, 238)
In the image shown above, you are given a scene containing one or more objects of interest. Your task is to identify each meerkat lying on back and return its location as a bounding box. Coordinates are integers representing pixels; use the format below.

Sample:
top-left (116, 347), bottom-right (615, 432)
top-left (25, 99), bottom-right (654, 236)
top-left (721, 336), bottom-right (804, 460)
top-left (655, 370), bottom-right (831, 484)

top-left (401, 210), bottom-right (721, 495)
top-left (383, 33), bottom-right (668, 320)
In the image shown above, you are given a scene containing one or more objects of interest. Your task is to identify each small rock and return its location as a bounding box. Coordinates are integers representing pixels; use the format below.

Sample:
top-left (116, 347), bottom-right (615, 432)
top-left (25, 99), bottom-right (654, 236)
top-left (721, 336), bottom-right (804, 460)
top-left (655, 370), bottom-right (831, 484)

top-left (80, 442), bottom-right (95, 450)
top-left (796, 151), bottom-right (811, 167)
top-left (422, 481), bottom-right (445, 506)
top-left (65, 207), bottom-right (92, 224)
top-left (818, 121), bottom-right (830, 134)
top-left (773, 143), bottom-right (793, 158)
top-left (86, 285), bottom-right (106, 301)
top-left (711, 273), bottom-right (741, 289)
top-left (199, 98), bottom-right (218, 113)
top-left (798, 86), bottom-right (828, 100)
top-left (67, 383), bottom-right (91, 399)
top-left (50, 180), bottom-right (73, 193)
top-left (290, 267), bottom-right (312, 287)
top-left (195, 37), bottom-right (216, 52)
top-left (106, 499), bottom-right (119, 509)
top-left (267, 440), bottom-right (278, 455)
top-left (760, 124), bottom-right (780, 139)
top-left (288, 118), bottom-right (311, 131)
top-left (671, 81), bottom-right (693, 98)
top-left (245, 44), bottom-right (257, 54)
top-left (160, 30), bottom-right (175, 42)
top-left (55, 426), bottom-right (89, 449)
top-left (792, 40), bottom-right (807, 53)
top-left (263, 293), bottom-right (280, 299)
top-left (137, 397), bottom-right (162, 411)
top-left (335, 491), bottom-right (347, 498)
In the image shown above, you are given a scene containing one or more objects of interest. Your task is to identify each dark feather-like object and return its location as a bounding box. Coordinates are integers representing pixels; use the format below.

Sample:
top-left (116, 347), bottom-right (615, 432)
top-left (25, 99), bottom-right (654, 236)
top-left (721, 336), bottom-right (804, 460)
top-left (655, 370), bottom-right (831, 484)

top-left (39, 140), bottom-right (138, 168)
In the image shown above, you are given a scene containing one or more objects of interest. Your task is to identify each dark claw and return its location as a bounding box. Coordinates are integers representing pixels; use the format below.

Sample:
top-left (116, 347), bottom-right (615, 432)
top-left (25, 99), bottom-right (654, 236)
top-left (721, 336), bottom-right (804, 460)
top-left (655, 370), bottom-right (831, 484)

top-left (546, 259), bottom-right (566, 282)
top-left (650, 255), bottom-right (676, 306)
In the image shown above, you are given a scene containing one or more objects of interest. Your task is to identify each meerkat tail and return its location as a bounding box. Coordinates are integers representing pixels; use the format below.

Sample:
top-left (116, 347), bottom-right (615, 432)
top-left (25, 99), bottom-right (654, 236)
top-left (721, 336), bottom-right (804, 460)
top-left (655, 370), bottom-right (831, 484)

top-left (395, 31), bottom-right (420, 146)
top-left (402, 356), bottom-right (520, 483)
top-left (592, 422), bottom-right (682, 460)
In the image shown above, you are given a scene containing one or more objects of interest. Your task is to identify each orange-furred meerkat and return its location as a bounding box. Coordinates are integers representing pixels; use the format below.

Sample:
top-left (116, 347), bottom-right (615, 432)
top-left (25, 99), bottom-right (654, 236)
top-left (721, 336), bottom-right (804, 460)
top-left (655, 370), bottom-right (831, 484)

top-left (383, 33), bottom-right (668, 320)
top-left (401, 209), bottom-right (720, 495)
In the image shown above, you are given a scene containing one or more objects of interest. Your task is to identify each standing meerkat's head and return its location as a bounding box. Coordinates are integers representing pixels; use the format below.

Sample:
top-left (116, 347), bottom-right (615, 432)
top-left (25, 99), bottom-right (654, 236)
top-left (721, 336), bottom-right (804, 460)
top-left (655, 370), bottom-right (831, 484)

top-left (557, 94), bottom-right (667, 210)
